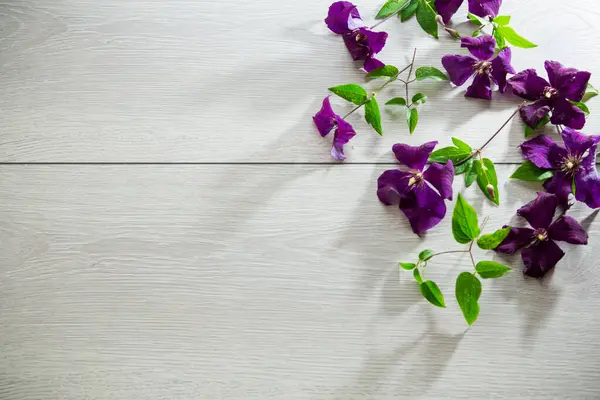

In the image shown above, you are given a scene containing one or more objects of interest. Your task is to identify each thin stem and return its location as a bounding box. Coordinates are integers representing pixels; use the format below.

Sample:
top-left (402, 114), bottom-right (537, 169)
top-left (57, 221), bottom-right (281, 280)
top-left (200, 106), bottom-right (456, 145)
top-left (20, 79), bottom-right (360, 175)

top-left (404, 48), bottom-right (417, 105)
top-left (469, 251), bottom-right (477, 269)
top-left (430, 250), bottom-right (470, 258)
top-left (342, 100), bottom-right (369, 119)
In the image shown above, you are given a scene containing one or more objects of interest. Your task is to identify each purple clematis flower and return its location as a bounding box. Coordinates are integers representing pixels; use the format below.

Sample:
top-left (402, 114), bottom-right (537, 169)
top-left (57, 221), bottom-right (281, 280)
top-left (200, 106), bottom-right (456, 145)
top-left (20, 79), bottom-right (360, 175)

top-left (377, 142), bottom-right (455, 234)
top-left (495, 192), bottom-right (588, 278)
top-left (520, 127), bottom-right (600, 209)
top-left (325, 1), bottom-right (388, 72)
top-left (436, 0), bottom-right (502, 24)
top-left (508, 61), bottom-right (591, 129)
top-left (442, 36), bottom-right (515, 100)
top-left (313, 97), bottom-right (357, 160)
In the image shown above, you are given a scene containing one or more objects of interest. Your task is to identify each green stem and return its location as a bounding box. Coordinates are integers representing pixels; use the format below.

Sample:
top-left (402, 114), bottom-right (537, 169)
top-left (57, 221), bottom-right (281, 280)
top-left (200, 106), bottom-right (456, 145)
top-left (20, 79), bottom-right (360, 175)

top-left (405, 48), bottom-right (417, 106)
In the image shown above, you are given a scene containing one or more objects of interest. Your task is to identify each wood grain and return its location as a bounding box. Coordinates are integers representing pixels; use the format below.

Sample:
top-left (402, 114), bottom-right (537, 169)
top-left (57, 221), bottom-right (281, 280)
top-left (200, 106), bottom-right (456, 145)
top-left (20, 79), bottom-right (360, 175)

top-left (1, 0), bottom-right (600, 162)
top-left (1, 165), bottom-right (599, 399)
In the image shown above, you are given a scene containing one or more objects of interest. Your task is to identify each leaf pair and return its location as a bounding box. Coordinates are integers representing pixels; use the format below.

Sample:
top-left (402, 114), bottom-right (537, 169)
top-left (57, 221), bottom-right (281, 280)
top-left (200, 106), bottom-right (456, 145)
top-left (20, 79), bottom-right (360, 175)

top-left (328, 84), bottom-right (382, 135)
top-left (463, 158), bottom-right (500, 205)
top-left (468, 13), bottom-right (536, 49)
top-left (398, 0), bottom-right (438, 38)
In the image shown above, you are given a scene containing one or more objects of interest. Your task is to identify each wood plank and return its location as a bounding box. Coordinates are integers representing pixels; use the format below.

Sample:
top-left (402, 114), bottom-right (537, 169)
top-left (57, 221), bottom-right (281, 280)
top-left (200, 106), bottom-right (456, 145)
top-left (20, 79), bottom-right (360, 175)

top-left (1, 165), bottom-right (599, 398)
top-left (1, 0), bottom-right (600, 162)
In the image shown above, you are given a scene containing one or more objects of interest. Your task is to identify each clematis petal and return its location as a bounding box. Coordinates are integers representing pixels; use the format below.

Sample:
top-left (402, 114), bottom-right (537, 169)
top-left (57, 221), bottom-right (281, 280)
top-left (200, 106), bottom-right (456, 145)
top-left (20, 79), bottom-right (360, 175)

top-left (521, 240), bottom-right (565, 278)
top-left (360, 28), bottom-right (387, 55)
top-left (520, 135), bottom-right (558, 169)
top-left (490, 47), bottom-right (515, 93)
top-left (423, 161), bottom-right (455, 200)
top-left (550, 98), bottom-right (587, 130)
top-left (548, 216), bottom-right (589, 245)
top-left (461, 35), bottom-right (496, 61)
top-left (343, 33), bottom-right (368, 61)
top-left (363, 57), bottom-right (385, 72)
top-left (544, 60), bottom-right (591, 101)
top-left (468, 0), bottom-right (502, 19)
top-left (325, 1), bottom-right (362, 35)
top-left (543, 172), bottom-right (573, 207)
top-left (575, 169), bottom-right (600, 209)
top-left (465, 73), bottom-right (492, 100)
top-left (547, 144), bottom-right (569, 169)
top-left (435, 0), bottom-right (464, 24)
top-left (581, 144), bottom-right (598, 171)
top-left (442, 55), bottom-right (477, 86)
top-left (330, 117), bottom-right (356, 160)
top-left (343, 29), bottom-right (388, 62)
top-left (517, 192), bottom-right (558, 229)
top-left (399, 184), bottom-right (447, 235)
top-left (561, 127), bottom-right (600, 158)
top-left (313, 97), bottom-right (337, 137)
top-left (519, 100), bottom-right (552, 129)
top-left (495, 227), bottom-right (534, 254)
top-left (377, 170), bottom-right (412, 205)
top-left (392, 141), bottom-right (438, 170)
top-left (508, 69), bottom-right (550, 101)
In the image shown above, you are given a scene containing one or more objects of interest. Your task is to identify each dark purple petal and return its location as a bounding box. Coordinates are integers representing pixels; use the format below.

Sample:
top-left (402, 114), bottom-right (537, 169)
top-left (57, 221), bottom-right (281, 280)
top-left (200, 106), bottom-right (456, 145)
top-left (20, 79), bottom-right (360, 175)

top-left (547, 144), bottom-right (569, 170)
top-left (575, 169), bottom-right (600, 209)
top-left (325, 1), bottom-right (362, 35)
top-left (465, 73), bottom-right (492, 100)
top-left (550, 98), bottom-right (587, 130)
top-left (561, 127), bottom-right (600, 158)
top-left (377, 170), bottom-right (412, 205)
top-left (399, 184), bottom-right (447, 234)
top-left (312, 97), bottom-right (337, 137)
top-left (461, 35), bottom-right (496, 61)
top-left (360, 28), bottom-right (387, 55)
top-left (508, 69), bottom-right (550, 101)
top-left (521, 240), bottom-right (565, 278)
top-left (392, 141), bottom-right (438, 171)
top-left (544, 60), bottom-right (591, 102)
top-left (490, 47), bottom-right (515, 93)
top-left (520, 135), bottom-right (558, 169)
top-left (343, 33), bottom-right (368, 61)
top-left (581, 144), bottom-right (598, 171)
top-left (549, 216), bottom-right (589, 245)
top-left (330, 117), bottom-right (356, 160)
top-left (423, 161), bottom-right (455, 200)
top-left (519, 100), bottom-right (552, 129)
top-left (442, 55), bottom-right (477, 86)
top-left (517, 192), bottom-right (558, 229)
top-left (468, 0), bottom-right (502, 19)
top-left (343, 28), bottom-right (388, 61)
top-left (543, 172), bottom-right (573, 207)
top-left (435, 0), bottom-right (464, 24)
top-left (495, 227), bottom-right (535, 254)
top-left (364, 57), bottom-right (385, 72)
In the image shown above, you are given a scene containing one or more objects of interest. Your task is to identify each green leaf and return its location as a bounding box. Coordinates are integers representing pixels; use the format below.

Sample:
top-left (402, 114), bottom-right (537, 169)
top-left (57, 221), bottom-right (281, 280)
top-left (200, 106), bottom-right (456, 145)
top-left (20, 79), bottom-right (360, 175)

top-left (412, 93), bottom-right (427, 105)
top-left (376, 0), bottom-right (411, 19)
top-left (419, 249), bottom-right (434, 261)
top-left (413, 267), bottom-right (423, 284)
top-left (493, 15), bottom-right (511, 25)
top-left (510, 160), bottom-right (554, 182)
top-left (476, 158), bottom-right (500, 205)
top-left (524, 114), bottom-right (550, 137)
top-left (456, 272), bottom-right (482, 326)
top-left (454, 159), bottom-right (470, 175)
top-left (465, 159), bottom-right (478, 187)
top-left (400, 0), bottom-right (419, 21)
top-left (475, 261), bottom-right (512, 279)
top-left (386, 97), bottom-right (407, 106)
top-left (406, 108), bottom-right (418, 134)
top-left (452, 193), bottom-right (480, 244)
top-left (428, 147), bottom-right (470, 163)
top-left (497, 26), bottom-right (537, 48)
top-left (365, 97), bottom-right (383, 135)
top-left (569, 100), bottom-right (590, 116)
top-left (582, 83), bottom-right (599, 103)
top-left (400, 262), bottom-right (417, 270)
top-left (365, 65), bottom-right (400, 79)
top-left (477, 227), bottom-right (511, 250)
top-left (492, 27), bottom-right (506, 48)
top-left (420, 281), bottom-right (446, 308)
top-left (328, 84), bottom-right (368, 105)
top-left (415, 66), bottom-right (448, 81)
top-left (416, 0), bottom-right (438, 39)
top-left (452, 137), bottom-right (472, 152)
top-left (468, 12), bottom-right (486, 26)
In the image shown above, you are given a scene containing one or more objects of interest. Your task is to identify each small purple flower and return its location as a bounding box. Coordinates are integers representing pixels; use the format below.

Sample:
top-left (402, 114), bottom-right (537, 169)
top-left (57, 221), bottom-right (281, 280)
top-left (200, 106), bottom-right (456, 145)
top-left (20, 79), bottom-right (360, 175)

top-left (520, 128), bottom-right (600, 209)
top-left (313, 97), bottom-right (357, 160)
top-left (325, 1), bottom-right (388, 72)
top-left (495, 192), bottom-right (588, 278)
top-left (508, 61), bottom-right (591, 129)
top-left (436, 0), bottom-right (502, 24)
top-left (377, 142), bottom-right (455, 234)
top-left (442, 36), bottom-right (515, 100)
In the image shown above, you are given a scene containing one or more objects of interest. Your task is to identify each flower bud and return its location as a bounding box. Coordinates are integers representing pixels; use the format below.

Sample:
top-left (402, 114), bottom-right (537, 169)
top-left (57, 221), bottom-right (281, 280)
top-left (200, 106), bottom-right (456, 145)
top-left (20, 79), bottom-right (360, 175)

top-left (435, 15), bottom-right (445, 26)
top-left (444, 27), bottom-right (461, 39)
top-left (486, 184), bottom-right (495, 199)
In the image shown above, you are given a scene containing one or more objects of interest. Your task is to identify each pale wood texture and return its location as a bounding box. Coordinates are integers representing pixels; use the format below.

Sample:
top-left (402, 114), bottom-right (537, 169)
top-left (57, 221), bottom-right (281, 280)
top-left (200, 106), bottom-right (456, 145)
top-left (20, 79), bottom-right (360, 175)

top-left (1, 166), bottom-right (600, 399)
top-left (1, 0), bottom-right (600, 162)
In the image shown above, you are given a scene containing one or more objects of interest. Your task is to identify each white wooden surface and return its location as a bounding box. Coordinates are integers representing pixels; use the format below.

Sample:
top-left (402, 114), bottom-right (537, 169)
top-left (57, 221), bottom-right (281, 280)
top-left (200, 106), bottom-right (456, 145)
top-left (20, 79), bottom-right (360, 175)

top-left (2, 0), bottom-right (600, 399)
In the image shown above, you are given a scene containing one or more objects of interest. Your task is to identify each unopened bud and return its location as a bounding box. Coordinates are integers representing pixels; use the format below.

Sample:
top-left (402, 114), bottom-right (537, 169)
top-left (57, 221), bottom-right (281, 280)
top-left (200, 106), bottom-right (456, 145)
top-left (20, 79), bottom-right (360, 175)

top-left (486, 184), bottom-right (495, 199)
top-left (435, 15), bottom-right (445, 26)
top-left (444, 27), bottom-right (461, 39)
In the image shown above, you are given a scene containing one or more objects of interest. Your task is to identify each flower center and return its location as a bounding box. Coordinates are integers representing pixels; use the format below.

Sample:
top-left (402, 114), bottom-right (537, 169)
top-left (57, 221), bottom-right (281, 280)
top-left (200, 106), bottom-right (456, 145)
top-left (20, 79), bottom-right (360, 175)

top-left (355, 32), bottom-right (367, 44)
top-left (560, 155), bottom-right (582, 176)
top-left (408, 171), bottom-right (424, 188)
top-left (533, 228), bottom-right (548, 242)
top-left (543, 86), bottom-right (558, 99)
top-left (474, 61), bottom-right (492, 75)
